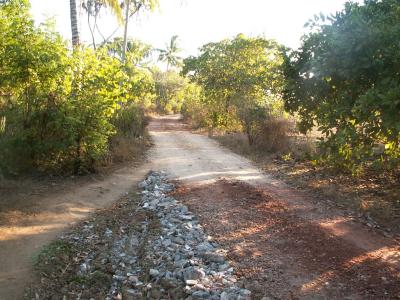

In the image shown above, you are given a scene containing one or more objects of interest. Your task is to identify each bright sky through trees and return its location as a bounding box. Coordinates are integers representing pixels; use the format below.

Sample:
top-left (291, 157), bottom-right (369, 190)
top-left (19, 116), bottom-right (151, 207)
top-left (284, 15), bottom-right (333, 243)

top-left (30, 0), bottom-right (352, 56)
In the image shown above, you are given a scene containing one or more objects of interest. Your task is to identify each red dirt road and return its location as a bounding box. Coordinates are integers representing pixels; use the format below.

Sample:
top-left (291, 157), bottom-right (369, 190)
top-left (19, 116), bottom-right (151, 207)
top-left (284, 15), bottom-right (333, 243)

top-left (174, 180), bottom-right (400, 299)
top-left (148, 115), bottom-right (399, 299)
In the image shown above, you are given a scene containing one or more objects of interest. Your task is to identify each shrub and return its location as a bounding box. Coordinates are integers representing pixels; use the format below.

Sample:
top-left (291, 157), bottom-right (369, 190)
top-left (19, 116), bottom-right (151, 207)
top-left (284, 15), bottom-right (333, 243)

top-left (0, 1), bottom-right (155, 175)
top-left (254, 117), bottom-right (290, 153)
top-left (153, 70), bottom-right (186, 113)
top-left (0, 0), bottom-right (72, 173)
top-left (112, 104), bottom-right (147, 138)
top-left (283, 0), bottom-right (400, 173)
top-left (182, 34), bottom-right (287, 141)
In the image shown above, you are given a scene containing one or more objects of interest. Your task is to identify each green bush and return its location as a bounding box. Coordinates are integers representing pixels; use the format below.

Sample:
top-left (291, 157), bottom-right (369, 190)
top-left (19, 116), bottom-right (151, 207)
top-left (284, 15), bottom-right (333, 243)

top-left (153, 70), bottom-right (187, 113)
top-left (182, 34), bottom-right (287, 141)
top-left (0, 0), bottom-right (155, 175)
top-left (283, 0), bottom-right (400, 173)
top-left (0, 0), bottom-right (71, 173)
top-left (112, 104), bottom-right (147, 138)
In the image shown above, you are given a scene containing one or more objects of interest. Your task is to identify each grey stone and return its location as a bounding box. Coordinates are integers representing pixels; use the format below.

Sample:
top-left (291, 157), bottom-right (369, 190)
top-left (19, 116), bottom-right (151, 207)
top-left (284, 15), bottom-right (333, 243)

top-left (172, 236), bottom-right (185, 245)
top-left (174, 259), bottom-right (188, 268)
top-left (202, 252), bottom-right (225, 263)
top-left (162, 239), bottom-right (172, 247)
top-left (240, 289), bottom-right (251, 296)
top-left (183, 267), bottom-right (205, 281)
top-left (149, 268), bottom-right (160, 277)
top-left (180, 214), bottom-right (193, 221)
top-left (196, 242), bottom-right (214, 252)
top-left (95, 172), bottom-right (249, 299)
top-left (185, 279), bottom-right (198, 286)
top-left (191, 290), bottom-right (211, 299)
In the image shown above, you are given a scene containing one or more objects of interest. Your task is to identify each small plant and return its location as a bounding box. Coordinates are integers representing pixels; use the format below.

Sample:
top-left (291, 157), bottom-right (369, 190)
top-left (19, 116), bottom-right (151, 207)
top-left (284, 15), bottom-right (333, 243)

top-left (34, 240), bottom-right (75, 275)
top-left (86, 271), bottom-right (112, 289)
top-left (281, 153), bottom-right (292, 162)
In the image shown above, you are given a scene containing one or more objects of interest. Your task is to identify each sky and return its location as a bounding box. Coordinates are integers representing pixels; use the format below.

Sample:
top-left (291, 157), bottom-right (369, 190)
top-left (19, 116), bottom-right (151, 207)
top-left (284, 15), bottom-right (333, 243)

top-left (30, 0), bottom-right (352, 57)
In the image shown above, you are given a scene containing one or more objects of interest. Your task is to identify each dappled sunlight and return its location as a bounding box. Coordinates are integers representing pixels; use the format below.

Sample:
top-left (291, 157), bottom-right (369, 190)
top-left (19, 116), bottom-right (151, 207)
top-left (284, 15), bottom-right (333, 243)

top-left (0, 204), bottom-right (96, 242)
top-left (175, 179), bottom-right (400, 298)
top-left (300, 245), bottom-right (400, 294)
top-left (65, 206), bottom-right (94, 214)
top-left (0, 223), bottom-right (65, 241)
top-left (350, 246), bottom-right (400, 268)
top-left (178, 170), bottom-right (264, 183)
top-left (286, 167), bottom-right (312, 177)
top-left (218, 223), bottom-right (272, 243)
top-left (300, 270), bottom-right (336, 293)
top-left (318, 218), bottom-right (400, 267)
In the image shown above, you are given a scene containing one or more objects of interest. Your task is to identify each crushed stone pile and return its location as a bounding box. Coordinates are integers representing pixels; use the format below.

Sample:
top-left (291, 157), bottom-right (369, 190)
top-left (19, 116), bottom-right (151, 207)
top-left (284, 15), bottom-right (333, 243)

top-left (107, 171), bottom-right (251, 299)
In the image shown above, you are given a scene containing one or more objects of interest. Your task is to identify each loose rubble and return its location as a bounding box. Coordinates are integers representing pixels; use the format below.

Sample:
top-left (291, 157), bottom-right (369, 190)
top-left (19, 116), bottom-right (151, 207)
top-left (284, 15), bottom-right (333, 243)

top-left (27, 171), bottom-right (251, 299)
top-left (107, 171), bottom-right (251, 299)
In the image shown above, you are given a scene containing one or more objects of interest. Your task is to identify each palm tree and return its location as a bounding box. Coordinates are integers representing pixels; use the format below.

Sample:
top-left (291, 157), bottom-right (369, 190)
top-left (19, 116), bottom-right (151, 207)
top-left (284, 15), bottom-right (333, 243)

top-left (70, 0), bottom-right (80, 46)
top-left (157, 35), bottom-right (183, 71)
top-left (122, 0), bottom-right (159, 62)
top-left (70, 0), bottom-right (123, 47)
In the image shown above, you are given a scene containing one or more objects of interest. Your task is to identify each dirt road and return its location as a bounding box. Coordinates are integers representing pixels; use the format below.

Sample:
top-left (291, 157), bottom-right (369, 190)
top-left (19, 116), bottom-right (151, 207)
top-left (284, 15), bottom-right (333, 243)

top-left (1, 115), bottom-right (399, 299)
top-left (0, 164), bottom-right (152, 299)
top-left (150, 115), bottom-right (400, 298)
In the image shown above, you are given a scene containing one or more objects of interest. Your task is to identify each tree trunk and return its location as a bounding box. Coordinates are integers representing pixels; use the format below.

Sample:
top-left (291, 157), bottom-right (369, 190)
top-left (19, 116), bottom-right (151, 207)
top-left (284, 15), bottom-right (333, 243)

top-left (245, 123), bottom-right (254, 145)
top-left (70, 0), bottom-right (80, 47)
top-left (122, 0), bottom-right (131, 63)
top-left (74, 136), bottom-right (82, 174)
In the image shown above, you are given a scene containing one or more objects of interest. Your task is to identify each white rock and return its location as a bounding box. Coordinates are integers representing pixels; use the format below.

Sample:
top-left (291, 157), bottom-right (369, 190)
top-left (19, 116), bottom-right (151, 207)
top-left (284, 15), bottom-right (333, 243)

top-left (149, 268), bottom-right (160, 277)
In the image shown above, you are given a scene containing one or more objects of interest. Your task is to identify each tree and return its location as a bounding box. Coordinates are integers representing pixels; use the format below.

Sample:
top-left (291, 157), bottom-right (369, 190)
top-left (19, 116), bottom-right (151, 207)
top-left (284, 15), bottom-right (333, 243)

top-left (70, 0), bottom-right (123, 47)
top-left (152, 69), bottom-right (186, 113)
top-left (121, 0), bottom-right (159, 62)
top-left (105, 37), bottom-right (152, 65)
top-left (183, 34), bottom-right (285, 143)
top-left (283, 0), bottom-right (400, 171)
top-left (70, 0), bottom-right (80, 46)
top-left (0, 0), bottom-right (156, 174)
top-left (157, 35), bottom-right (183, 71)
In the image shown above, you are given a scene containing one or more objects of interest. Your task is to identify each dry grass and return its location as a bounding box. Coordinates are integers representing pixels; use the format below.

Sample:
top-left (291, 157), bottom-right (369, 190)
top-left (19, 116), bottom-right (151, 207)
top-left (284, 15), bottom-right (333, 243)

top-left (213, 131), bottom-right (400, 235)
top-left (96, 133), bottom-right (152, 170)
top-left (253, 117), bottom-right (291, 152)
top-left (109, 134), bottom-right (151, 163)
top-left (0, 132), bottom-right (152, 215)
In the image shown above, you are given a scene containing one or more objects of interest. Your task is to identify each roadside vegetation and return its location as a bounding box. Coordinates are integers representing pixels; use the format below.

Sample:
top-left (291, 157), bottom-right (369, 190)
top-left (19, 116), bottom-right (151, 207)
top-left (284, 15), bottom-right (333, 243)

top-left (0, 0), bottom-right (154, 175)
top-left (1, 0), bottom-right (399, 298)
top-left (1, 0), bottom-right (399, 228)
top-left (180, 1), bottom-right (400, 230)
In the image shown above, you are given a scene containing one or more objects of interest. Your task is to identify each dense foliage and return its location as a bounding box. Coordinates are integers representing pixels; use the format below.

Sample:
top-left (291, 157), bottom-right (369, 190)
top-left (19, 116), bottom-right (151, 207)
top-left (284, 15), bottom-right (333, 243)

top-left (2, 0), bottom-right (400, 177)
top-left (0, 0), bottom-right (155, 175)
top-left (284, 0), bottom-right (400, 172)
top-left (152, 70), bottom-right (189, 113)
top-left (182, 34), bottom-right (286, 144)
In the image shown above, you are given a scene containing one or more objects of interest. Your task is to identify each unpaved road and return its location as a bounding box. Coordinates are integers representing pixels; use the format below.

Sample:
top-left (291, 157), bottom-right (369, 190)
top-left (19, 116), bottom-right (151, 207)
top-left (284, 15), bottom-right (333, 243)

top-left (0, 164), bottom-right (152, 299)
top-left (1, 114), bottom-right (399, 299)
top-left (150, 115), bottom-right (400, 298)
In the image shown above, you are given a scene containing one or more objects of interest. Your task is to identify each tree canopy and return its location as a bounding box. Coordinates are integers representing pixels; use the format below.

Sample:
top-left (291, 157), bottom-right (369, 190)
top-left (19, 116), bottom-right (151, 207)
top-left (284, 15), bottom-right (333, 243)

top-left (283, 0), bottom-right (400, 171)
top-left (157, 35), bottom-right (183, 71)
top-left (183, 34), bottom-right (285, 143)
